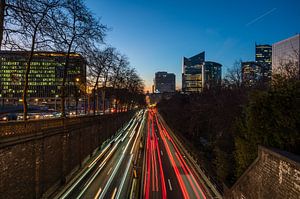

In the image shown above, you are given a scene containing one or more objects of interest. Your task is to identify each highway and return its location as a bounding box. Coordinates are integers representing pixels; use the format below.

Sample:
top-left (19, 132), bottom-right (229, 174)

top-left (56, 109), bottom-right (146, 199)
top-left (143, 109), bottom-right (208, 199)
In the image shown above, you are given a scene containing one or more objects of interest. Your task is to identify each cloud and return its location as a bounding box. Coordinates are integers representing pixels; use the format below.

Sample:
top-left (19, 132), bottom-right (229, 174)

top-left (246, 8), bottom-right (277, 27)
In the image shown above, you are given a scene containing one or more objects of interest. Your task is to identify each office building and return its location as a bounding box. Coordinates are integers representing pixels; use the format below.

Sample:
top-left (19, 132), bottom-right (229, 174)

top-left (182, 52), bottom-right (222, 92)
top-left (255, 44), bottom-right (272, 82)
top-left (154, 71), bottom-right (175, 93)
top-left (241, 61), bottom-right (262, 87)
top-left (203, 61), bottom-right (222, 89)
top-left (182, 52), bottom-right (205, 92)
top-left (272, 34), bottom-right (300, 78)
top-left (0, 51), bottom-right (86, 107)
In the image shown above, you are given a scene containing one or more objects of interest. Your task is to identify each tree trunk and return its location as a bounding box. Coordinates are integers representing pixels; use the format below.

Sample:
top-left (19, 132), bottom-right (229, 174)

top-left (87, 94), bottom-right (90, 114)
top-left (61, 51), bottom-right (71, 118)
top-left (23, 30), bottom-right (37, 121)
top-left (92, 87), bottom-right (97, 115)
top-left (96, 93), bottom-right (99, 113)
top-left (101, 89), bottom-right (105, 114)
top-left (75, 98), bottom-right (78, 115)
top-left (0, 0), bottom-right (5, 50)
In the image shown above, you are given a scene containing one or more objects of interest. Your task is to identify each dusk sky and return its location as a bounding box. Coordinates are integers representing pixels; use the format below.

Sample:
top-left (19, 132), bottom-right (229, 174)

top-left (85, 0), bottom-right (300, 91)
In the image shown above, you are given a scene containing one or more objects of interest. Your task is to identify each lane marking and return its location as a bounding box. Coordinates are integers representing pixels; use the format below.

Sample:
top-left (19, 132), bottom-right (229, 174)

top-left (161, 150), bottom-right (163, 156)
top-left (111, 187), bottom-right (117, 199)
top-left (94, 188), bottom-right (102, 199)
top-left (168, 179), bottom-right (173, 191)
top-left (107, 167), bottom-right (112, 175)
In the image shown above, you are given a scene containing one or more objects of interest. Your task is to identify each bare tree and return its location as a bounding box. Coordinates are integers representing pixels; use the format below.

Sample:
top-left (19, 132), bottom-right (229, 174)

top-left (109, 54), bottom-right (129, 112)
top-left (0, 0), bottom-right (5, 50)
top-left (48, 0), bottom-right (106, 117)
top-left (87, 46), bottom-right (115, 115)
top-left (223, 60), bottom-right (243, 89)
top-left (3, 0), bottom-right (59, 120)
top-left (274, 48), bottom-right (300, 81)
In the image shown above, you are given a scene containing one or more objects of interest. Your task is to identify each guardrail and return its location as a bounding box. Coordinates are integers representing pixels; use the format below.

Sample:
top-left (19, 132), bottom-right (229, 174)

top-left (0, 114), bottom-right (116, 138)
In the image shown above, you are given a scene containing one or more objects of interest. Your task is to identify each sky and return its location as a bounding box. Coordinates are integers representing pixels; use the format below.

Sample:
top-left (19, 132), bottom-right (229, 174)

top-left (85, 0), bottom-right (300, 92)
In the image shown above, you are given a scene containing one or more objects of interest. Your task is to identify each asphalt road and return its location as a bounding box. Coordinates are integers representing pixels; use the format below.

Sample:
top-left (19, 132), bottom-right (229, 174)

top-left (143, 109), bottom-right (208, 199)
top-left (56, 109), bottom-right (146, 199)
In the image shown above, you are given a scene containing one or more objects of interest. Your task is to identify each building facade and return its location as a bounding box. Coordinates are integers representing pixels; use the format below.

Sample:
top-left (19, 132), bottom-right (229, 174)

top-left (255, 44), bottom-right (272, 82)
top-left (203, 61), bottom-right (222, 89)
top-left (0, 51), bottom-right (86, 107)
top-left (182, 52), bottom-right (222, 92)
top-left (272, 34), bottom-right (300, 78)
top-left (241, 61), bottom-right (262, 87)
top-left (154, 71), bottom-right (175, 93)
top-left (182, 52), bottom-right (205, 93)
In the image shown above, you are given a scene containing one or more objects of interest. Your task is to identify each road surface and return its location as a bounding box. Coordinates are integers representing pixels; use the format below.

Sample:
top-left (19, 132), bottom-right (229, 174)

top-left (143, 109), bottom-right (208, 199)
top-left (56, 109), bottom-right (146, 199)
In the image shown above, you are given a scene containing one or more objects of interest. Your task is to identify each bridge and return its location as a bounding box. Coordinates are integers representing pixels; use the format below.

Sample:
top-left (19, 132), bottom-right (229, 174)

top-left (0, 110), bottom-right (299, 199)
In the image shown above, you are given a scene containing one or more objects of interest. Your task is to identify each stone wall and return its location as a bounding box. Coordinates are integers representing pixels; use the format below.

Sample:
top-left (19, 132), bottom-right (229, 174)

top-left (0, 112), bottom-right (134, 199)
top-left (225, 146), bottom-right (300, 199)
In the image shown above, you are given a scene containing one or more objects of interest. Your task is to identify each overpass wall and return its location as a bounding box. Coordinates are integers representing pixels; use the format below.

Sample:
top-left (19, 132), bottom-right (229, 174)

top-left (225, 146), bottom-right (300, 199)
top-left (0, 112), bottom-right (134, 198)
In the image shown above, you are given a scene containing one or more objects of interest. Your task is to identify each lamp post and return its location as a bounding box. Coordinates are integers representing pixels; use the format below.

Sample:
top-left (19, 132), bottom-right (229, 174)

top-left (55, 94), bottom-right (59, 111)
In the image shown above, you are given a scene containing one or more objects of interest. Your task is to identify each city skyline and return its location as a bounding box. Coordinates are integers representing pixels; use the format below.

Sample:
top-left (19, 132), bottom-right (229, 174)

top-left (1, 1), bottom-right (299, 198)
top-left (85, 0), bottom-right (300, 91)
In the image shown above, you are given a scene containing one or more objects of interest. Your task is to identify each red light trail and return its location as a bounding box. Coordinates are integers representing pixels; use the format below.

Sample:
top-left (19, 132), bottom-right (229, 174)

top-left (143, 109), bottom-right (207, 199)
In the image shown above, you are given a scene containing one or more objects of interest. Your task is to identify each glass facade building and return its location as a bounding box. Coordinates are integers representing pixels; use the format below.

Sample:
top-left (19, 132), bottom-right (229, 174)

top-left (182, 52), bottom-right (222, 92)
top-left (182, 52), bottom-right (205, 93)
top-left (0, 51), bottom-right (86, 106)
top-left (255, 44), bottom-right (272, 82)
top-left (272, 34), bottom-right (300, 78)
top-left (203, 61), bottom-right (222, 89)
top-left (241, 61), bottom-right (262, 87)
top-left (154, 71), bottom-right (175, 93)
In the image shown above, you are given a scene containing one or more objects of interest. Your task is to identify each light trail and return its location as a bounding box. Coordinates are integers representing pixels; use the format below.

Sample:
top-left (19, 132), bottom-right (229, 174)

top-left (115, 154), bottom-right (133, 199)
top-left (76, 161), bottom-right (107, 199)
top-left (155, 127), bottom-right (167, 199)
top-left (144, 111), bottom-right (151, 199)
top-left (60, 139), bottom-right (118, 199)
top-left (58, 112), bottom-right (142, 199)
top-left (158, 115), bottom-right (206, 199)
top-left (110, 187), bottom-right (117, 199)
top-left (94, 188), bottom-right (102, 199)
top-left (155, 113), bottom-right (190, 199)
top-left (76, 138), bottom-right (122, 198)
top-left (99, 119), bottom-right (138, 199)
top-left (130, 111), bottom-right (146, 154)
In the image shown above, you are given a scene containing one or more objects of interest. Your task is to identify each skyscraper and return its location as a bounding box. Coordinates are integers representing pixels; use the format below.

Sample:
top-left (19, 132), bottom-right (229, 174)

top-left (154, 71), bottom-right (175, 93)
top-left (255, 44), bottom-right (272, 82)
top-left (241, 61), bottom-right (262, 87)
top-left (182, 52), bottom-right (205, 93)
top-left (182, 52), bottom-right (222, 92)
top-left (272, 34), bottom-right (300, 78)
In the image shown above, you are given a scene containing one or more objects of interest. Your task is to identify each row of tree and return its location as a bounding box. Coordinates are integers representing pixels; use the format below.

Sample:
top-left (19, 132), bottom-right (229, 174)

top-left (0, 0), bottom-right (145, 119)
top-left (158, 62), bottom-right (300, 190)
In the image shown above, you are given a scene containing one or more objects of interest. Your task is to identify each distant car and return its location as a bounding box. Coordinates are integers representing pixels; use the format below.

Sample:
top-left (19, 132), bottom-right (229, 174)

top-left (0, 113), bottom-right (18, 121)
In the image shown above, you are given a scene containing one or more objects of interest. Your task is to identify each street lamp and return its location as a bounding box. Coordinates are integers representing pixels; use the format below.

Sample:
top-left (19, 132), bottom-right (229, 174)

top-left (55, 95), bottom-right (59, 111)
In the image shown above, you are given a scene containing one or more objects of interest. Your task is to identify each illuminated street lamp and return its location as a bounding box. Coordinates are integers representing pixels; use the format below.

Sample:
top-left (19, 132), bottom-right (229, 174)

top-left (55, 95), bottom-right (59, 111)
